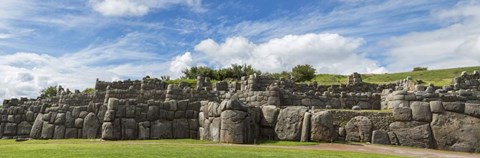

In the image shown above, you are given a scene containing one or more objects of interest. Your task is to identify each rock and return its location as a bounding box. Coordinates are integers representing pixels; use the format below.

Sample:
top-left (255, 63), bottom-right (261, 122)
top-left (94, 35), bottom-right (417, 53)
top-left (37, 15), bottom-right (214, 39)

top-left (220, 99), bottom-right (247, 111)
top-left (82, 113), bottom-right (100, 139)
top-left (220, 110), bottom-right (250, 143)
top-left (25, 111), bottom-right (35, 122)
top-left (389, 121), bottom-right (434, 148)
top-left (274, 106), bottom-right (308, 141)
top-left (430, 101), bottom-right (444, 113)
top-left (210, 118), bottom-right (221, 142)
top-left (30, 113), bottom-right (44, 138)
top-left (40, 122), bottom-right (54, 139)
top-left (150, 120), bottom-right (172, 139)
top-left (300, 112), bottom-right (311, 142)
top-left (104, 110), bottom-right (115, 122)
top-left (443, 102), bottom-right (465, 113)
top-left (54, 113), bottom-right (66, 125)
top-left (79, 111), bottom-right (88, 118)
top-left (388, 131), bottom-right (399, 145)
top-left (122, 118), bottom-right (137, 140)
top-left (53, 125), bottom-right (65, 139)
top-left (260, 105), bottom-right (279, 127)
top-left (352, 106), bottom-right (361, 110)
top-left (4, 123), bottom-right (16, 135)
top-left (345, 116), bottom-right (372, 142)
top-left (65, 112), bottom-right (75, 128)
top-left (310, 111), bottom-right (334, 142)
top-left (430, 112), bottom-right (480, 152)
top-left (371, 130), bottom-right (390, 145)
top-left (74, 118), bottom-right (84, 128)
top-left (147, 106), bottom-right (159, 121)
top-left (101, 122), bottom-right (115, 140)
top-left (393, 107), bottom-right (412, 121)
top-left (464, 103), bottom-right (480, 118)
top-left (17, 121), bottom-right (32, 135)
top-left (173, 119), bottom-right (189, 139)
top-left (65, 128), bottom-right (77, 138)
top-left (411, 101), bottom-right (432, 122)
top-left (107, 98), bottom-right (119, 110)
top-left (138, 125), bottom-right (150, 139)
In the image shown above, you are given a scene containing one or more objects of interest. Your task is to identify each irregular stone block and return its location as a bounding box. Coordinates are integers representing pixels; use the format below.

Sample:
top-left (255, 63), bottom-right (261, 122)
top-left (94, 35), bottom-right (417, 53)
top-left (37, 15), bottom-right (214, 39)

top-left (389, 121), bottom-right (434, 148)
top-left (210, 118), bottom-right (221, 142)
top-left (4, 123), bottom-right (17, 135)
top-left (464, 103), bottom-right (480, 118)
top-left (82, 113), bottom-right (100, 139)
top-left (345, 116), bottom-right (372, 142)
top-left (300, 112), bottom-right (311, 142)
top-left (30, 113), bottom-right (44, 138)
top-left (122, 118), bottom-right (137, 140)
top-left (431, 112), bottom-right (480, 152)
top-left (260, 105), bottom-right (279, 127)
top-left (274, 106), bottom-right (308, 141)
top-left (54, 113), bottom-right (66, 125)
top-left (17, 121), bottom-right (32, 135)
top-left (173, 119), bottom-right (189, 139)
top-left (151, 120), bottom-right (172, 139)
top-left (104, 110), bottom-right (115, 122)
top-left (310, 111), bottom-right (334, 142)
top-left (74, 118), bottom-right (84, 128)
top-left (53, 125), bottom-right (66, 139)
top-left (393, 107), bottom-right (412, 121)
top-left (443, 102), bottom-right (465, 113)
top-left (101, 122), bottom-right (115, 140)
top-left (65, 128), bottom-right (78, 139)
top-left (147, 106), bottom-right (159, 121)
top-left (371, 130), bottom-right (390, 145)
top-left (411, 101), bottom-right (432, 122)
top-left (220, 110), bottom-right (251, 143)
top-left (26, 111), bottom-right (35, 122)
top-left (430, 101), bottom-right (444, 113)
top-left (41, 122), bottom-right (54, 139)
top-left (125, 106), bottom-right (136, 118)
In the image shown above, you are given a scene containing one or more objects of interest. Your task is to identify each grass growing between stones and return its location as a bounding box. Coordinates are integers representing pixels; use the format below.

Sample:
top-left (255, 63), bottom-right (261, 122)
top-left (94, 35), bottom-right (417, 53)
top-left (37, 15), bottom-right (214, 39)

top-left (0, 139), bottom-right (405, 158)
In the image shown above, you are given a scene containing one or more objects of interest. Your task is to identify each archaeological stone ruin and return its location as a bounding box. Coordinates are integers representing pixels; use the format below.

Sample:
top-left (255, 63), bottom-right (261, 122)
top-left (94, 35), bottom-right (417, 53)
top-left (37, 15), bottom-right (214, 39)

top-left (1, 71), bottom-right (480, 153)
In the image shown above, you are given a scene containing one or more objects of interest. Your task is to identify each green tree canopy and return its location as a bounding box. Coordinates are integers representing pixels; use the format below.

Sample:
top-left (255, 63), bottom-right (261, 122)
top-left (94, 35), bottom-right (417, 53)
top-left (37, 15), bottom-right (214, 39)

top-left (40, 86), bottom-right (57, 99)
top-left (291, 64), bottom-right (316, 82)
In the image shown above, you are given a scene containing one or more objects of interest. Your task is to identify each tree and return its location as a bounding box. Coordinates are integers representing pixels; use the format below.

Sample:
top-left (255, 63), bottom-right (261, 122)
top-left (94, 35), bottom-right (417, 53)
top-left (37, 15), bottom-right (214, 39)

top-left (83, 88), bottom-right (95, 94)
top-left (291, 64), bottom-right (316, 82)
top-left (40, 86), bottom-right (57, 99)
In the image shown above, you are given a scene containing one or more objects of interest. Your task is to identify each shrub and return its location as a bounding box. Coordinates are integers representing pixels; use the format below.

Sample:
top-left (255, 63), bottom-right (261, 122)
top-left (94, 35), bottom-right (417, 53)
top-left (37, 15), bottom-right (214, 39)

top-left (292, 64), bottom-right (316, 82)
top-left (412, 67), bottom-right (428, 72)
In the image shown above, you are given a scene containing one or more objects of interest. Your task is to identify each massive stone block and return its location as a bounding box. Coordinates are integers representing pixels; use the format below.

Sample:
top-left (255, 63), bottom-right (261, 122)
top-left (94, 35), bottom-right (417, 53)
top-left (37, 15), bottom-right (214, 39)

top-left (151, 120), bottom-right (172, 139)
top-left (4, 123), bottom-right (17, 135)
top-left (101, 122), bottom-right (115, 140)
top-left (300, 112), bottom-right (311, 142)
top-left (260, 105), bottom-right (279, 127)
top-left (173, 119), bottom-right (189, 139)
top-left (464, 103), bottom-right (480, 118)
top-left (30, 113), bottom-right (44, 138)
top-left (345, 116), bottom-right (372, 142)
top-left (389, 121), bottom-right (434, 148)
top-left (274, 106), bottom-right (308, 141)
top-left (82, 113), bottom-right (100, 139)
top-left (371, 130), bottom-right (390, 145)
top-left (220, 110), bottom-right (249, 143)
top-left (17, 121), bottom-right (32, 135)
top-left (122, 118), bottom-right (137, 140)
top-left (393, 107), bottom-right (412, 121)
top-left (430, 112), bottom-right (480, 152)
top-left (310, 111), bottom-right (334, 142)
top-left (443, 102), bottom-right (465, 113)
top-left (411, 101), bottom-right (432, 122)
top-left (53, 125), bottom-right (66, 139)
top-left (41, 122), bottom-right (54, 139)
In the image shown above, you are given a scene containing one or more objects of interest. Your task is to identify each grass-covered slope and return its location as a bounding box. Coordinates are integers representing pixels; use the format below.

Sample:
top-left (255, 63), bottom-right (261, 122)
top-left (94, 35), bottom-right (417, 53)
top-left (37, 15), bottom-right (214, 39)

top-left (313, 66), bottom-right (480, 86)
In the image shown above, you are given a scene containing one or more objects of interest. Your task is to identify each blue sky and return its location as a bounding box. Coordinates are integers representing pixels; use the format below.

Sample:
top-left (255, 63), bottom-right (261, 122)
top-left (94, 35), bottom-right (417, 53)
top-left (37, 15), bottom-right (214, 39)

top-left (1, 0), bottom-right (480, 99)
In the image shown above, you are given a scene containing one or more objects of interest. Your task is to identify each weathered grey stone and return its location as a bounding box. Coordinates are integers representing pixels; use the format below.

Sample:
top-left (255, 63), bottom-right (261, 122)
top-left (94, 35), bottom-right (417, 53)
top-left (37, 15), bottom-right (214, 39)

top-left (122, 118), bottom-right (137, 140)
top-left (82, 113), bottom-right (100, 139)
top-left (371, 130), bottom-right (390, 145)
top-left (393, 107), bottom-right (412, 121)
top-left (411, 101), bottom-right (432, 122)
top-left (40, 122), bottom-right (54, 139)
top-left (220, 110), bottom-right (249, 143)
top-left (430, 101), bottom-right (444, 113)
top-left (464, 103), bottom-right (480, 118)
top-left (443, 102), bottom-right (465, 113)
top-left (101, 122), bottom-right (115, 140)
top-left (150, 120), bottom-right (172, 139)
top-left (79, 111), bottom-right (88, 118)
top-left (54, 113), bottom-right (66, 125)
top-left (388, 131), bottom-right (399, 145)
top-left (125, 106), bottom-right (136, 118)
top-left (65, 128), bottom-right (77, 138)
top-left (310, 111), bottom-right (334, 142)
top-left (4, 123), bottom-right (16, 135)
top-left (389, 121), bottom-right (434, 148)
top-left (274, 106), bottom-right (308, 141)
top-left (260, 105), bottom-right (279, 127)
top-left (177, 100), bottom-right (188, 111)
top-left (210, 118), bottom-right (221, 142)
top-left (300, 112), bottom-right (311, 142)
top-left (74, 118), bottom-right (84, 128)
top-left (107, 98), bottom-right (119, 110)
top-left (53, 125), bottom-right (66, 139)
top-left (173, 119), bottom-right (189, 139)
top-left (138, 125), bottom-right (150, 139)
top-left (352, 105), bottom-right (361, 110)
top-left (345, 116), bottom-right (372, 142)
top-left (26, 111), bottom-right (35, 122)
top-left (430, 112), bottom-right (480, 152)
top-left (104, 110), bottom-right (115, 122)
top-left (147, 106), bottom-right (159, 121)
top-left (17, 121), bottom-right (32, 135)
top-left (30, 113), bottom-right (44, 138)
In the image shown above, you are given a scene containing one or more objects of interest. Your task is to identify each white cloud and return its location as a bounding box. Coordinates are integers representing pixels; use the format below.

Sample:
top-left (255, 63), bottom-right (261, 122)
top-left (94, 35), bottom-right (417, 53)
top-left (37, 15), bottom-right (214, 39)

top-left (194, 33), bottom-right (386, 74)
top-left (89, 0), bottom-right (205, 17)
top-left (169, 52), bottom-right (193, 78)
top-left (384, 1), bottom-right (480, 71)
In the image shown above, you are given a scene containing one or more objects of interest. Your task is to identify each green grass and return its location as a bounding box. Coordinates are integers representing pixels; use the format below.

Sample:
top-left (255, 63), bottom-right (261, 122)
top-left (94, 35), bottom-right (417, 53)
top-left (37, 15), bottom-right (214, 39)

top-left (0, 139), bottom-right (404, 158)
top-left (313, 74), bottom-right (348, 85)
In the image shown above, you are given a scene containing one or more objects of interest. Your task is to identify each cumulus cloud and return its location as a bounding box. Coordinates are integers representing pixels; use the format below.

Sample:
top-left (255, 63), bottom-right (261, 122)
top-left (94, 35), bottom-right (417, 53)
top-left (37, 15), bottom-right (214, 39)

top-left (194, 33), bottom-right (386, 74)
top-left (169, 52), bottom-right (193, 78)
top-left (384, 1), bottom-right (480, 71)
top-left (89, 0), bottom-right (205, 17)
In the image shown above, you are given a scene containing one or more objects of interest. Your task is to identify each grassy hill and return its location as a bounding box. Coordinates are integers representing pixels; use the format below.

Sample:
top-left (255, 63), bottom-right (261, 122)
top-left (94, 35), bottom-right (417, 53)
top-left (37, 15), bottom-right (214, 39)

top-left (313, 66), bottom-right (480, 86)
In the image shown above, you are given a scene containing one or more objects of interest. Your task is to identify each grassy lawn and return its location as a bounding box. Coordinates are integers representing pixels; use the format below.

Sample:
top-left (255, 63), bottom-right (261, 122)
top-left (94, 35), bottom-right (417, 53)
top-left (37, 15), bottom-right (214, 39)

top-left (0, 139), bottom-right (405, 158)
